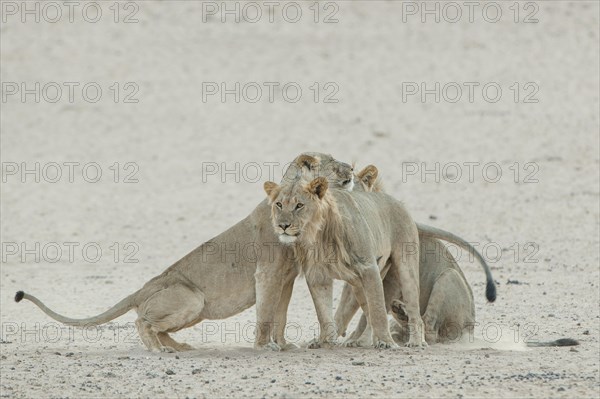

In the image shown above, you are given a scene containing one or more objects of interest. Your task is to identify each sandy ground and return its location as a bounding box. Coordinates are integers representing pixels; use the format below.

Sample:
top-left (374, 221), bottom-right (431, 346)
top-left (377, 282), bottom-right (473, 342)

top-left (1, 1), bottom-right (599, 398)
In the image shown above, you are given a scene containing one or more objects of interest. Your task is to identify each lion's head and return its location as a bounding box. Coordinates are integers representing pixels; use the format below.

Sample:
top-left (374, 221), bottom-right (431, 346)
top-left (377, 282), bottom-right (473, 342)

top-left (282, 153), bottom-right (354, 191)
top-left (264, 176), bottom-right (334, 245)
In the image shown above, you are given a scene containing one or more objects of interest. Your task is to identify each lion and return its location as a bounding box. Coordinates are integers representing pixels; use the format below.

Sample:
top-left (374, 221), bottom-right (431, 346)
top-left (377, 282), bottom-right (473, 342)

top-left (334, 164), bottom-right (494, 345)
top-left (15, 152), bottom-right (355, 353)
top-left (263, 173), bottom-right (425, 349)
top-left (327, 165), bottom-right (492, 346)
top-left (339, 165), bottom-right (576, 348)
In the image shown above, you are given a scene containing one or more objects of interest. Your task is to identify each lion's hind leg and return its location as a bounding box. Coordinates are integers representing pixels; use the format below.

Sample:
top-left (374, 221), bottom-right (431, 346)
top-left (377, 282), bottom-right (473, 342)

top-left (390, 250), bottom-right (425, 348)
top-left (158, 333), bottom-right (195, 351)
top-left (344, 268), bottom-right (398, 347)
top-left (422, 269), bottom-right (474, 344)
top-left (136, 318), bottom-right (165, 352)
top-left (342, 313), bottom-right (369, 347)
top-left (136, 284), bottom-right (205, 352)
top-left (334, 282), bottom-right (361, 339)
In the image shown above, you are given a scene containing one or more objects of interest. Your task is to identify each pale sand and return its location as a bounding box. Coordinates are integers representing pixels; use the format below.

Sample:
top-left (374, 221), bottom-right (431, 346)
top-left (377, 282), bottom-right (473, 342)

top-left (1, 1), bottom-right (598, 398)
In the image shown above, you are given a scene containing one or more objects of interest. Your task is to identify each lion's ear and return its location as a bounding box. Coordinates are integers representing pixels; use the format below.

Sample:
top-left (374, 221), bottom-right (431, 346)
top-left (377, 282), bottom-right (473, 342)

top-left (306, 176), bottom-right (328, 199)
top-left (356, 165), bottom-right (379, 190)
top-left (264, 181), bottom-right (279, 198)
top-left (296, 154), bottom-right (320, 171)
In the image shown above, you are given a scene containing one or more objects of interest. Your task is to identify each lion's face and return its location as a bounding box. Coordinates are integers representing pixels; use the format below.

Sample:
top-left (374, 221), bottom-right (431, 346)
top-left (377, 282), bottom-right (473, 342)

top-left (264, 177), bottom-right (329, 244)
top-left (285, 153), bottom-right (354, 191)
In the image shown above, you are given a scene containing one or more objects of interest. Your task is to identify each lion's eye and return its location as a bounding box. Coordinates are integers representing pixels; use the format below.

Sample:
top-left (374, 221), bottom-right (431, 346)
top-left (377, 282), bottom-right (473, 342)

top-left (295, 203), bottom-right (304, 210)
top-left (276, 202), bottom-right (282, 209)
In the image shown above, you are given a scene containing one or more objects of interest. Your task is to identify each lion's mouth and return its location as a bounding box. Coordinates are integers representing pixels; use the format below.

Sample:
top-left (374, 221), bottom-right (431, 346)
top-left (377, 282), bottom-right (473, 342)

top-left (341, 177), bottom-right (354, 191)
top-left (279, 232), bottom-right (299, 244)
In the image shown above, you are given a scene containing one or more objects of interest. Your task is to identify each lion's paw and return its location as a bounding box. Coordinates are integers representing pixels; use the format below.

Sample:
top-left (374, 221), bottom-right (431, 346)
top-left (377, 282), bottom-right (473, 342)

top-left (308, 339), bottom-right (338, 349)
top-left (159, 346), bottom-right (177, 353)
top-left (279, 342), bottom-right (299, 351)
top-left (263, 342), bottom-right (282, 352)
top-left (405, 340), bottom-right (428, 349)
top-left (307, 339), bottom-right (323, 349)
top-left (321, 340), bottom-right (338, 349)
top-left (342, 339), bottom-right (359, 348)
top-left (374, 340), bottom-right (399, 350)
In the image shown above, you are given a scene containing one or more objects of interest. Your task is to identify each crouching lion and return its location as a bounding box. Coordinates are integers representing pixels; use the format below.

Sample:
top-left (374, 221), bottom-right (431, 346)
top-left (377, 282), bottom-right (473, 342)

top-left (389, 239), bottom-right (579, 347)
top-left (15, 152), bottom-right (355, 352)
top-left (389, 237), bottom-right (477, 344)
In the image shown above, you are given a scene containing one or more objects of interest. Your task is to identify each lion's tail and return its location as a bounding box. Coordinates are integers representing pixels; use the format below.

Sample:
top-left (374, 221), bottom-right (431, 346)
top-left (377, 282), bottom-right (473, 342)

top-left (416, 223), bottom-right (497, 302)
top-left (526, 338), bottom-right (579, 347)
top-left (15, 290), bottom-right (136, 327)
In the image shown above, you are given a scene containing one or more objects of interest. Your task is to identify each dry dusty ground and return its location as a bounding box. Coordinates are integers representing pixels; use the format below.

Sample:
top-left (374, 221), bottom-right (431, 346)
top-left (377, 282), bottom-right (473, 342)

top-left (1, 1), bottom-right (599, 398)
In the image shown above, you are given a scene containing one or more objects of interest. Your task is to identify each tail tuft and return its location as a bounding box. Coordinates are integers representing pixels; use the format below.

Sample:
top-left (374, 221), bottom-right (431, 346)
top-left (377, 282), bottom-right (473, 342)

top-left (15, 291), bottom-right (25, 303)
top-left (528, 337), bottom-right (580, 347)
top-left (486, 281), bottom-right (497, 302)
top-left (554, 338), bottom-right (579, 346)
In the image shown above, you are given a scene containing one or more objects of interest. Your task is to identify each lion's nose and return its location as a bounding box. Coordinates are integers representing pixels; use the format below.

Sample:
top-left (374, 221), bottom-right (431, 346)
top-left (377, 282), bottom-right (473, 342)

top-left (279, 223), bottom-right (290, 231)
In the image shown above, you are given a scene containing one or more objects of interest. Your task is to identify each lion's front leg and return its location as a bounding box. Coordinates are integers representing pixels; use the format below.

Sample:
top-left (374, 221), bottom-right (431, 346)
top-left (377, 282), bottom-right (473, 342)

top-left (360, 266), bottom-right (398, 349)
top-left (305, 275), bottom-right (338, 349)
top-left (273, 275), bottom-right (298, 350)
top-left (254, 264), bottom-right (285, 351)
